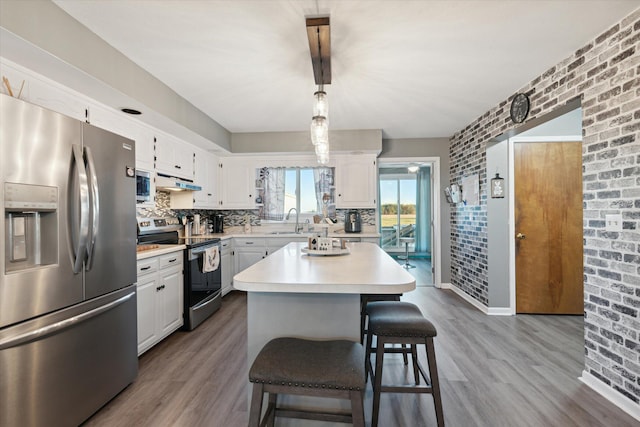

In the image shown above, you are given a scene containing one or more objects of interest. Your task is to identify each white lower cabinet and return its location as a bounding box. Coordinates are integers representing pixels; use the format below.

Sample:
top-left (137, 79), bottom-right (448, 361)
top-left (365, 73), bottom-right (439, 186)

top-left (136, 250), bottom-right (184, 356)
top-left (220, 239), bottom-right (233, 296)
top-left (233, 238), bottom-right (266, 274)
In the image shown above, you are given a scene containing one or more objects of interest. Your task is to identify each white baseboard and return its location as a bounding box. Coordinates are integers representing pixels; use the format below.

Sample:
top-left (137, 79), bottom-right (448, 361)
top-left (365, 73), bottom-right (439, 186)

top-left (580, 370), bottom-right (640, 421)
top-left (442, 284), bottom-right (513, 316)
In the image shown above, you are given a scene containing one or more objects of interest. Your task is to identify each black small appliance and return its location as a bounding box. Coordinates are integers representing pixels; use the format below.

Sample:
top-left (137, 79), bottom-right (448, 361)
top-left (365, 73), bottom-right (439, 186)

top-left (344, 210), bottom-right (362, 233)
top-left (213, 213), bottom-right (224, 234)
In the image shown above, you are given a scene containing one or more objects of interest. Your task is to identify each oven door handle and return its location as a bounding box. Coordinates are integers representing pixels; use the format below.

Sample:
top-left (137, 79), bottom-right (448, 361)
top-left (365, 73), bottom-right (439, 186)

top-left (188, 245), bottom-right (219, 261)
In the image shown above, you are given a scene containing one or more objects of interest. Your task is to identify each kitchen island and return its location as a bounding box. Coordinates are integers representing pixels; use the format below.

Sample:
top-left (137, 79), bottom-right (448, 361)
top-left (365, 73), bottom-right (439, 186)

top-left (234, 241), bottom-right (415, 422)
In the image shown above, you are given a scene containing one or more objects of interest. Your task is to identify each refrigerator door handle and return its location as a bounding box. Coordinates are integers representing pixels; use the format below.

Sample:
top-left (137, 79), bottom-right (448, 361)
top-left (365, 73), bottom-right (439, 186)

top-left (0, 291), bottom-right (135, 350)
top-left (84, 146), bottom-right (99, 271)
top-left (71, 144), bottom-right (90, 274)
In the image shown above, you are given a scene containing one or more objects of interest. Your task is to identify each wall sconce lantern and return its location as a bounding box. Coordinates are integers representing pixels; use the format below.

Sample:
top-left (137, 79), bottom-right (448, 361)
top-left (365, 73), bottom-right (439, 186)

top-left (491, 173), bottom-right (505, 198)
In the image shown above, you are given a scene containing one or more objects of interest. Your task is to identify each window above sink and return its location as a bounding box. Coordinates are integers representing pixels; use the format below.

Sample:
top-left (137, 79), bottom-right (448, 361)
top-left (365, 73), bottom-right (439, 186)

top-left (255, 166), bottom-right (335, 223)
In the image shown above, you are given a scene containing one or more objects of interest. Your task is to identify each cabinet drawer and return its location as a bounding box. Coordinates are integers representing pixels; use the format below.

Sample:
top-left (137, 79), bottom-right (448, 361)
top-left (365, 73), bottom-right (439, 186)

top-left (234, 239), bottom-right (264, 247)
top-left (137, 258), bottom-right (159, 275)
top-left (159, 252), bottom-right (183, 269)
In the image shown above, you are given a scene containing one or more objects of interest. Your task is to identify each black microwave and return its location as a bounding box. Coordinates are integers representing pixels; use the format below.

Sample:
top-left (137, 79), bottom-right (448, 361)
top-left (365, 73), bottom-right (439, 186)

top-left (136, 170), bottom-right (152, 203)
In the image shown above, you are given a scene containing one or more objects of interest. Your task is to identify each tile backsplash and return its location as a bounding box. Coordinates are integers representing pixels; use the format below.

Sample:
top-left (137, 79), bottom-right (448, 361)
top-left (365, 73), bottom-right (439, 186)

top-left (137, 191), bottom-right (376, 227)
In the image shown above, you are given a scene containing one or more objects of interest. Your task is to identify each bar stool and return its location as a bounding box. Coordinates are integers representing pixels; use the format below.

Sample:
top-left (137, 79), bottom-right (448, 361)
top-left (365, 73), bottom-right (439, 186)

top-left (360, 294), bottom-right (401, 344)
top-left (399, 237), bottom-right (415, 269)
top-left (249, 337), bottom-right (365, 426)
top-left (365, 301), bottom-right (444, 427)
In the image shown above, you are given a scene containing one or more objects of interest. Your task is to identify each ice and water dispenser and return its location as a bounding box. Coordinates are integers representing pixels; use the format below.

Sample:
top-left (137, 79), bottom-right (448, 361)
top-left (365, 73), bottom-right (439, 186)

top-left (4, 182), bottom-right (58, 273)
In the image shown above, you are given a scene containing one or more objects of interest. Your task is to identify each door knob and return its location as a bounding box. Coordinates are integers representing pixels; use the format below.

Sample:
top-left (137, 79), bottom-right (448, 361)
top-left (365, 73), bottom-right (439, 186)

top-left (516, 232), bottom-right (526, 240)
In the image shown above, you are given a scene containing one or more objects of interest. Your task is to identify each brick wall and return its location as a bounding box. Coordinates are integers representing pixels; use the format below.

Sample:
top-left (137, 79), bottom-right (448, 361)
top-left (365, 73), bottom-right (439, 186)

top-left (449, 8), bottom-right (640, 404)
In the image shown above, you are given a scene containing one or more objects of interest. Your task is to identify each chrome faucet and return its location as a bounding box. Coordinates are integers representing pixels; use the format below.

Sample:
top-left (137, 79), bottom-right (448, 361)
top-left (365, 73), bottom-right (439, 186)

top-left (286, 208), bottom-right (302, 233)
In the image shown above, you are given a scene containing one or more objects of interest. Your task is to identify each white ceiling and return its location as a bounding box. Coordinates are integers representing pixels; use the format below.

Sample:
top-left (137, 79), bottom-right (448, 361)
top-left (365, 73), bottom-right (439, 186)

top-left (53, 0), bottom-right (639, 140)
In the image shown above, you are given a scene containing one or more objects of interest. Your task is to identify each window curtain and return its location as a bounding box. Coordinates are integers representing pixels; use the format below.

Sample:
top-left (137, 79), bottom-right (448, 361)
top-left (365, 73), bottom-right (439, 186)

top-left (415, 167), bottom-right (431, 254)
top-left (313, 167), bottom-right (333, 217)
top-left (260, 167), bottom-right (286, 220)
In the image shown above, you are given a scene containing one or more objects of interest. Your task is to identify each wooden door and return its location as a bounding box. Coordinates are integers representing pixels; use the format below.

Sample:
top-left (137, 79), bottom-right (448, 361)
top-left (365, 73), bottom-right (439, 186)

top-left (515, 141), bottom-right (583, 314)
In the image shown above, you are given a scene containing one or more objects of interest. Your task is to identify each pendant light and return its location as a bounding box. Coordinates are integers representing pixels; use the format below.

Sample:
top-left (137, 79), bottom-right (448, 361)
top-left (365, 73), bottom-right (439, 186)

top-left (306, 17), bottom-right (331, 164)
top-left (310, 115), bottom-right (328, 146)
top-left (313, 89), bottom-right (328, 117)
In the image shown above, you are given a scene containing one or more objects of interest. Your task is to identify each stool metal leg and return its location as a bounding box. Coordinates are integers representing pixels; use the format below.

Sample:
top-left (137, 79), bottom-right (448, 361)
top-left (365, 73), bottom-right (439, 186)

top-left (402, 241), bottom-right (415, 269)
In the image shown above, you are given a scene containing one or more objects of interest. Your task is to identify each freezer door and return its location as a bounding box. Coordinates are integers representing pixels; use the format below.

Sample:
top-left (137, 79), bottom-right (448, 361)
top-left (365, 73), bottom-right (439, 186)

top-left (0, 94), bottom-right (84, 328)
top-left (0, 285), bottom-right (138, 426)
top-left (81, 123), bottom-right (137, 299)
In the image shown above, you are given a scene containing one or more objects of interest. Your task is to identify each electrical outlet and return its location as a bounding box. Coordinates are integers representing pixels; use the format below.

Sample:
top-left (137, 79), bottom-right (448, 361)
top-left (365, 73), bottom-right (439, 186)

top-left (605, 214), bottom-right (623, 232)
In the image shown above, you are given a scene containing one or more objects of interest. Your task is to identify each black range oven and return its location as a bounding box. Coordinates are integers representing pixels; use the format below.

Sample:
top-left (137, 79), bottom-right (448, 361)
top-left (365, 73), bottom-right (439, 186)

top-left (181, 237), bottom-right (222, 330)
top-left (137, 217), bottom-right (222, 331)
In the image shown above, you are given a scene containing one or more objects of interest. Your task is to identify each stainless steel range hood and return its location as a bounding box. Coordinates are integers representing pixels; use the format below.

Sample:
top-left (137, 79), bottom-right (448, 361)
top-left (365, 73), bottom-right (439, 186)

top-left (156, 174), bottom-right (201, 192)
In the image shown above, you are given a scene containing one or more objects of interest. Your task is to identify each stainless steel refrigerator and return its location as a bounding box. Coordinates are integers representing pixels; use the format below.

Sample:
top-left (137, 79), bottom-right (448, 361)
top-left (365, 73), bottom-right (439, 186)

top-left (0, 94), bottom-right (138, 426)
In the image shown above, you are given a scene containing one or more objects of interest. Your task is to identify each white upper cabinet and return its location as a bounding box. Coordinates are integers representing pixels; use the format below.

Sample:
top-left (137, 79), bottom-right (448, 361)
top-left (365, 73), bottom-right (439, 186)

top-left (193, 148), bottom-right (218, 209)
top-left (335, 154), bottom-right (377, 208)
top-left (1, 60), bottom-right (87, 121)
top-left (129, 123), bottom-right (155, 173)
top-left (155, 133), bottom-right (195, 181)
top-left (218, 157), bottom-right (255, 209)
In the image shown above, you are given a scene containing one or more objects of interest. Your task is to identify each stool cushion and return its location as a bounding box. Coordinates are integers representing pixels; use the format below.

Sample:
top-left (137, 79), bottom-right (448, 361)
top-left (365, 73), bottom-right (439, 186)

top-left (367, 301), bottom-right (437, 338)
top-left (249, 337), bottom-right (365, 391)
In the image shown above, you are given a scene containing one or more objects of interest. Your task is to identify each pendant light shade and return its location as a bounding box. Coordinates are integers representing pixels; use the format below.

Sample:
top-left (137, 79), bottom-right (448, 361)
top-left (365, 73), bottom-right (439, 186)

top-left (317, 153), bottom-right (330, 165)
top-left (310, 115), bottom-right (328, 146)
top-left (313, 90), bottom-right (328, 117)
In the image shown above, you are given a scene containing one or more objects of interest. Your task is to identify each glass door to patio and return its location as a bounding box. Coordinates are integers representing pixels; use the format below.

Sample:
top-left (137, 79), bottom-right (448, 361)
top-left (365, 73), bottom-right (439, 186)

top-left (380, 174), bottom-right (417, 252)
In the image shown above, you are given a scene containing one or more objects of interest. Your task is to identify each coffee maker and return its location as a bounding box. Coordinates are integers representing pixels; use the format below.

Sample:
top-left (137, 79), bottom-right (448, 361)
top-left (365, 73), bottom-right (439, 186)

top-left (344, 210), bottom-right (362, 233)
top-left (212, 213), bottom-right (224, 234)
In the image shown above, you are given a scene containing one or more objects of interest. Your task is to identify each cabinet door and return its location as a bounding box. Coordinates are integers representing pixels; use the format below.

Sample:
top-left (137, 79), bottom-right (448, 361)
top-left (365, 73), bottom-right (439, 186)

top-left (336, 155), bottom-right (377, 208)
top-left (234, 249), bottom-right (265, 274)
top-left (221, 251), bottom-right (232, 295)
top-left (130, 123), bottom-right (155, 173)
top-left (194, 149), bottom-right (218, 208)
top-left (158, 267), bottom-right (183, 336)
top-left (136, 274), bottom-right (159, 355)
top-left (155, 133), bottom-right (194, 180)
top-left (219, 158), bottom-right (254, 209)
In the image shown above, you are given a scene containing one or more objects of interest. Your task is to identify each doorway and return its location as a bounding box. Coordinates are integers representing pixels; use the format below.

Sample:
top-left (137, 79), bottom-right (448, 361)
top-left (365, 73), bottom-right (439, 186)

top-left (514, 141), bottom-right (583, 314)
top-left (506, 136), bottom-right (584, 313)
top-left (378, 158), bottom-right (440, 287)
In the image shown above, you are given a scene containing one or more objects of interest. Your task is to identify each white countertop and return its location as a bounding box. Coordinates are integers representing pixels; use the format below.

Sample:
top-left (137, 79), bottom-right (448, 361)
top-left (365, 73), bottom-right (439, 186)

top-left (135, 227), bottom-right (380, 260)
top-left (183, 227), bottom-right (381, 240)
top-left (233, 242), bottom-right (415, 294)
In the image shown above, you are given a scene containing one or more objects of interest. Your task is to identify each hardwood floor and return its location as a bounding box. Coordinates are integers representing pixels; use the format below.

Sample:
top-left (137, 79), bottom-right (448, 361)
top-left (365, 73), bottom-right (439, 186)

top-left (83, 288), bottom-right (638, 427)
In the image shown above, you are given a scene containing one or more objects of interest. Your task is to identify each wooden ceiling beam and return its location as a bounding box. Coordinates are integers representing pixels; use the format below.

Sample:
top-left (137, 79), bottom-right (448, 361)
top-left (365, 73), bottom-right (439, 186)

top-left (306, 17), bottom-right (331, 85)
